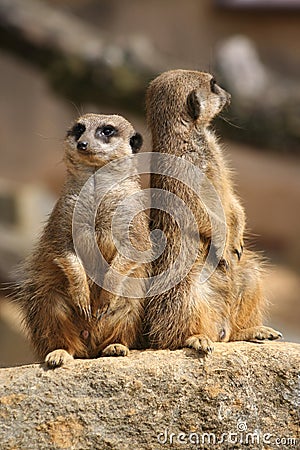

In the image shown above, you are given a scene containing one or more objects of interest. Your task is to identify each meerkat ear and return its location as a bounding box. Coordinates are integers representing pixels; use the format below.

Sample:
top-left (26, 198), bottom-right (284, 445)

top-left (130, 132), bottom-right (143, 153)
top-left (186, 89), bottom-right (201, 120)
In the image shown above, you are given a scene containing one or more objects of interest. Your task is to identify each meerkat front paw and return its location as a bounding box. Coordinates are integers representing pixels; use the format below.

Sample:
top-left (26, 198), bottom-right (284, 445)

top-left (233, 326), bottom-right (282, 342)
top-left (251, 326), bottom-right (282, 341)
top-left (102, 343), bottom-right (129, 357)
top-left (185, 335), bottom-right (214, 354)
top-left (45, 349), bottom-right (74, 368)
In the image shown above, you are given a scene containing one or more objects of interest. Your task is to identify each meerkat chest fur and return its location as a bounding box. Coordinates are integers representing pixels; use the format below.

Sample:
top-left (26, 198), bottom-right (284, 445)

top-left (93, 174), bottom-right (142, 261)
top-left (183, 128), bottom-right (226, 188)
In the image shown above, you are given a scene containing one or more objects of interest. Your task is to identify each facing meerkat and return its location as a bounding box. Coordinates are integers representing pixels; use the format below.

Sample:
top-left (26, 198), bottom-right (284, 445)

top-left (15, 113), bottom-right (150, 367)
top-left (145, 69), bottom-right (282, 353)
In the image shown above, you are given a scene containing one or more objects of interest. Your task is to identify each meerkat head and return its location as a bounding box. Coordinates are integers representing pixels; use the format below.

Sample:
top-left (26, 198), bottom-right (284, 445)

top-left (64, 113), bottom-right (143, 170)
top-left (146, 69), bottom-right (231, 132)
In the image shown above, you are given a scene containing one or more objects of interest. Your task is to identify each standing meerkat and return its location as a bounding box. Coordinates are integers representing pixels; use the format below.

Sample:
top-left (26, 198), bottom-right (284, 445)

top-left (16, 113), bottom-right (150, 367)
top-left (145, 69), bottom-right (282, 353)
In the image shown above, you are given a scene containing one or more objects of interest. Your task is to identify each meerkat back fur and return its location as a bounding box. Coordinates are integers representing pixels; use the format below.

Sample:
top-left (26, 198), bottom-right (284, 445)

top-left (15, 113), bottom-right (150, 367)
top-left (145, 69), bottom-right (281, 352)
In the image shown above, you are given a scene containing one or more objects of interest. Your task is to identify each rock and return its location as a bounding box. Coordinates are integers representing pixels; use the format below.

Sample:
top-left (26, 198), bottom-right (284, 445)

top-left (0, 342), bottom-right (299, 449)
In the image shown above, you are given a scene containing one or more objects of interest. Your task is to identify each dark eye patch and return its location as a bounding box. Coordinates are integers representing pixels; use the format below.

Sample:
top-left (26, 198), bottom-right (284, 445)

top-left (210, 77), bottom-right (218, 94)
top-left (67, 123), bottom-right (86, 141)
top-left (95, 125), bottom-right (117, 139)
top-left (130, 132), bottom-right (143, 153)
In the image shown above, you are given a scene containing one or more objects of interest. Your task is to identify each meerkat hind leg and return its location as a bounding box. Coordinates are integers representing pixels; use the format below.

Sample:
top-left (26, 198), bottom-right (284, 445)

top-left (102, 343), bottom-right (129, 357)
top-left (185, 335), bottom-right (214, 354)
top-left (232, 326), bottom-right (282, 342)
top-left (45, 349), bottom-right (74, 368)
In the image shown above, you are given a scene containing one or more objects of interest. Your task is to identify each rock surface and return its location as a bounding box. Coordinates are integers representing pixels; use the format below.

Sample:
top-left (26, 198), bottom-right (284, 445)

top-left (0, 342), bottom-right (299, 449)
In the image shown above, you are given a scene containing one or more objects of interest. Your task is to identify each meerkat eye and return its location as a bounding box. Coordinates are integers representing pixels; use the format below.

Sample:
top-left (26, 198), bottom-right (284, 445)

top-left (96, 125), bottom-right (116, 138)
top-left (210, 78), bottom-right (218, 94)
top-left (67, 123), bottom-right (86, 141)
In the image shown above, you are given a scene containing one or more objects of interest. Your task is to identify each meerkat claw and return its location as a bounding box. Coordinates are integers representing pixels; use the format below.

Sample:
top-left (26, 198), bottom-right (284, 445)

top-left (84, 307), bottom-right (92, 321)
top-left (234, 246), bottom-right (243, 261)
top-left (77, 304), bottom-right (92, 321)
top-left (96, 305), bottom-right (111, 321)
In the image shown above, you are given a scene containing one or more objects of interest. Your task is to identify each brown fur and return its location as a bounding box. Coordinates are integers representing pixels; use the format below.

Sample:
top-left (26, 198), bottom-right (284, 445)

top-left (15, 113), bottom-right (150, 367)
top-left (145, 69), bottom-right (281, 352)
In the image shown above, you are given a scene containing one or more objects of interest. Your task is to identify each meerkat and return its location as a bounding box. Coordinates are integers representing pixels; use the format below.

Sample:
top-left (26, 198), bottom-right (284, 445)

top-left (145, 69), bottom-right (282, 353)
top-left (15, 113), bottom-right (150, 367)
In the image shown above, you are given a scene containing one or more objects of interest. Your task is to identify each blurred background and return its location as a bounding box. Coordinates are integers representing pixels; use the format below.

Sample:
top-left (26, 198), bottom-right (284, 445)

top-left (0, 0), bottom-right (299, 367)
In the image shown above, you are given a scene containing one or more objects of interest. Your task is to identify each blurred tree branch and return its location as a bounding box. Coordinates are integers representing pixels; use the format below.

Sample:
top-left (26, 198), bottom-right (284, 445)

top-left (216, 37), bottom-right (300, 152)
top-left (0, 0), bottom-right (299, 151)
top-left (0, 0), bottom-right (163, 112)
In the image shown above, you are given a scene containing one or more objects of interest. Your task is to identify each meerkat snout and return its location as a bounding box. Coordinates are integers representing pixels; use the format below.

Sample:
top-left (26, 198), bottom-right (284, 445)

top-left (186, 76), bottom-right (231, 123)
top-left (77, 141), bottom-right (89, 152)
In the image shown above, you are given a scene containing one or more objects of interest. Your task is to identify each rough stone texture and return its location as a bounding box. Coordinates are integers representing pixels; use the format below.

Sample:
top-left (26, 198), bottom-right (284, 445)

top-left (0, 342), bottom-right (299, 449)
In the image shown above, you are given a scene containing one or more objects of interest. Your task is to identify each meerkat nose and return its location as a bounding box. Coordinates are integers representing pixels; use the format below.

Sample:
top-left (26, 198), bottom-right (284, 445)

top-left (77, 141), bottom-right (89, 151)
